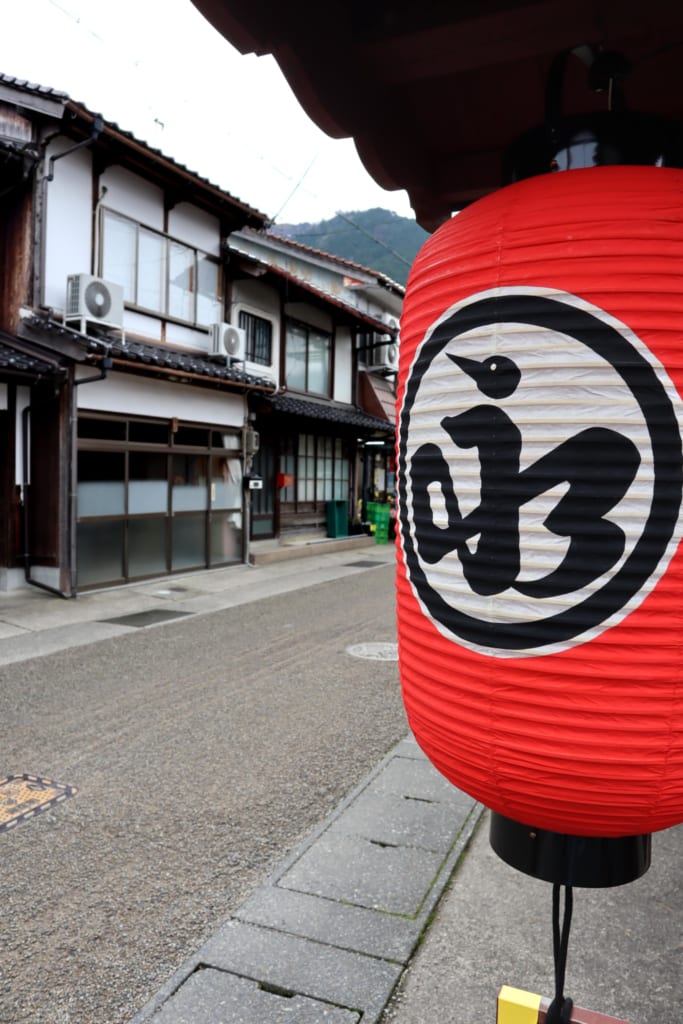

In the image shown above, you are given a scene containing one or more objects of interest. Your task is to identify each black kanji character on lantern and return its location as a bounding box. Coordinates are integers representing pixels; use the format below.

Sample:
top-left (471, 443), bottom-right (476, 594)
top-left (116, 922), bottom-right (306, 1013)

top-left (411, 351), bottom-right (641, 598)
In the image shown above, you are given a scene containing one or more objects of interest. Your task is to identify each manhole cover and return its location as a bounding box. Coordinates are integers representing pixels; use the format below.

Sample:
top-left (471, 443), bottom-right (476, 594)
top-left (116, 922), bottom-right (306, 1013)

top-left (0, 774), bottom-right (77, 834)
top-left (346, 642), bottom-right (398, 661)
top-left (100, 609), bottom-right (191, 628)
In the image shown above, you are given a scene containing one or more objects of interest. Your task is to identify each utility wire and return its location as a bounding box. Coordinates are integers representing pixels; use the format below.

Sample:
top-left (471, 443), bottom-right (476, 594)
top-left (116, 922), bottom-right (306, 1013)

top-left (271, 153), bottom-right (320, 222)
top-left (273, 211), bottom-right (415, 269)
top-left (332, 210), bottom-right (413, 268)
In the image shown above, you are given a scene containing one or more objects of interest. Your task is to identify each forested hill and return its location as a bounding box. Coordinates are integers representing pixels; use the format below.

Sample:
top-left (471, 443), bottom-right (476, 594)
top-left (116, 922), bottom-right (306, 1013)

top-left (270, 208), bottom-right (429, 287)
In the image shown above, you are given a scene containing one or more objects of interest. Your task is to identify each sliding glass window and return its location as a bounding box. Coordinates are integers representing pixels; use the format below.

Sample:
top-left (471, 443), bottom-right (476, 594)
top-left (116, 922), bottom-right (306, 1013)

top-left (285, 320), bottom-right (331, 396)
top-left (101, 210), bottom-right (222, 327)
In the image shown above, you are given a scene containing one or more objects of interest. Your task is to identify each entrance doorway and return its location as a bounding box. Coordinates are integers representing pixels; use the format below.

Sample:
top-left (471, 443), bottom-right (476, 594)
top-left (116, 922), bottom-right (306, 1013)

top-left (76, 415), bottom-right (243, 588)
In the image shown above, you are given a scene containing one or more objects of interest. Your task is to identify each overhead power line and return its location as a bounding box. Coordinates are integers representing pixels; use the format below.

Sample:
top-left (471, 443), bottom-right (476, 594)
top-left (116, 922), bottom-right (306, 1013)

top-left (333, 210), bottom-right (413, 268)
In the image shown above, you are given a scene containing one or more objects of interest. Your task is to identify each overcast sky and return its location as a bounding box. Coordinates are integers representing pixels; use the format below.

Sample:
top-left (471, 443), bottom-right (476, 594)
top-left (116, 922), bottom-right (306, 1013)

top-left (1, 0), bottom-right (415, 226)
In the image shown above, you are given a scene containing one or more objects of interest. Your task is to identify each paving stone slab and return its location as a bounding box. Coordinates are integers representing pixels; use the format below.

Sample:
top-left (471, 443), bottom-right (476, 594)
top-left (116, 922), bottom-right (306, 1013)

top-left (150, 967), bottom-right (360, 1023)
top-left (198, 921), bottom-right (401, 1022)
top-left (372, 756), bottom-right (473, 807)
top-left (277, 833), bottom-right (443, 915)
top-left (236, 886), bottom-right (423, 962)
top-left (327, 788), bottom-right (473, 853)
top-left (389, 735), bottom-right (423, 759)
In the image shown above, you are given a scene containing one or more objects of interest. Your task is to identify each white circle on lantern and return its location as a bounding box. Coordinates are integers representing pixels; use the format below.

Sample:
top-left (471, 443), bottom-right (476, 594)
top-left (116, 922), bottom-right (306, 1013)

top-left (400, 286), bottom-right (683, 658)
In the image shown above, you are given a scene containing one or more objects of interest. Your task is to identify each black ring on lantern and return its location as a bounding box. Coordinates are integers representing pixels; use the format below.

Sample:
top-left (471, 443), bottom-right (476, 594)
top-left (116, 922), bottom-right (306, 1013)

top-left (398, 293), bottom-right (683, 651)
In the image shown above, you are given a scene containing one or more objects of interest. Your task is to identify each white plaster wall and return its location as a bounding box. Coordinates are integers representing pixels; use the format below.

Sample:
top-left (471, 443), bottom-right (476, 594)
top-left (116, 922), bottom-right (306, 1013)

top-left (76, 371), bottom-right (244, 428)
top-left (334, 326), bottom-right (353, 404)
top-left (168, 202), bottom-right (220, 255)
top-left (284, 302), bottom-right (332, 333)
top-left (165, 322), bottom-right (212, 350)
top-left (43, 143), bottom-right (93, 311)
top-left (98, 165), bottom-right (164, 231)
top-left (124, 310), bottom-right (162, 341)
top-left (231, 279), bottom-right (280, 382)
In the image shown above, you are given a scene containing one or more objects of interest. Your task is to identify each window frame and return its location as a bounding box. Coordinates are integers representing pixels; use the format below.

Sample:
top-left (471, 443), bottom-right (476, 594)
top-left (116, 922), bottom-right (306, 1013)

top-left (238, 309), bottom-right (274, 366)
top-left (99, 208), bottom-right (223, 329)
top-left (279, 432), bottom-right (350, 508)
top-left (284, 317), bottom-right (332, 397)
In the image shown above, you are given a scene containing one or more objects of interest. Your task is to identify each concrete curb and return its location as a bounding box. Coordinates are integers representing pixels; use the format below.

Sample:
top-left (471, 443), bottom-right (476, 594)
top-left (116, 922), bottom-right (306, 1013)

top-left (129, 735), bottom-right (484, 1023)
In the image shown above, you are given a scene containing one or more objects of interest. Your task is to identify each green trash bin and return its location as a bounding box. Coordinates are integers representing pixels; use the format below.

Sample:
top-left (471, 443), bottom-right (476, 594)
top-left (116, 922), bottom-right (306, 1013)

top-left (326, 499), bottom-right (348, 538)
top-left (374, 505), bottom-right (391, 544)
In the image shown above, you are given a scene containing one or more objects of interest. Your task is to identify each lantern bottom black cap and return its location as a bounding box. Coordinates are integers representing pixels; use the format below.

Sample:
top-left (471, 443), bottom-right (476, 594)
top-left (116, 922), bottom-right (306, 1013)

top-left (489, 812), bottom-right (651, 887)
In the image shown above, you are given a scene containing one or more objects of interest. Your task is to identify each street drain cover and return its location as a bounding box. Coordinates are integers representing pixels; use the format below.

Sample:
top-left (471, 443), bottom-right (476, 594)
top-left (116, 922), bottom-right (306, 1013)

top-left (0, 774), bottom-right (77, 834)
top-left (345, 560), bottom-right (382, 568)
top-left (100, 609), bottom-right (191, 628)
top-left (346, 642), bottom-right (398, 661)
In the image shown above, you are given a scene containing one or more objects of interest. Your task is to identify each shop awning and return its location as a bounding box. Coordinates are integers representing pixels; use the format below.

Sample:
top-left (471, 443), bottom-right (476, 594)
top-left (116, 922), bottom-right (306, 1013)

top-left (256, 392), bottom-right (394, 436)
top-left (358, 370), bottom-right (396, 424)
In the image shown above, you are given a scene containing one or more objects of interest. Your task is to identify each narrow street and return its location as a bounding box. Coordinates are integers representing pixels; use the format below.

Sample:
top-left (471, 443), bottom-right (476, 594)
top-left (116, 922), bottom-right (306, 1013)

top-left (0, 563), bottom-right (406, 1024)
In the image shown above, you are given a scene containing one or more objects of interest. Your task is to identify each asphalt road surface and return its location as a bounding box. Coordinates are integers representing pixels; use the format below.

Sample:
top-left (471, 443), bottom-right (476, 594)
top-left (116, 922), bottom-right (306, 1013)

top-left (0, 564), bottom-right (407, 1024)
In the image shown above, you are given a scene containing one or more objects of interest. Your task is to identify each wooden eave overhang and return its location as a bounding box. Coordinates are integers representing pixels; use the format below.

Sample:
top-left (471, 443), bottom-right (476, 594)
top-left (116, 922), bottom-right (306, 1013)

top-left (0, 329), bottom-right (69, 383)
top-left (64, 101), bottom-right (268, 231)
top-left (190, 0), bottom-right (683, 231)
top-left (0, 74), bottom-right (268, 231)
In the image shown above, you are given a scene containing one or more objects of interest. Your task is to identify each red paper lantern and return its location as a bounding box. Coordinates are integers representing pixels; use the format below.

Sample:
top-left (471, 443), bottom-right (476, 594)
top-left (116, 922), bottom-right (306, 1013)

top-left (396, 166), bottom-right (683, 839)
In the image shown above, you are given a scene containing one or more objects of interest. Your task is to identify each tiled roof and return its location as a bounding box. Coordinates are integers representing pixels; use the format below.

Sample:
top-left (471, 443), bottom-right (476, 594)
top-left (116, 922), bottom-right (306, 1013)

top-left (255, 226), bottom-right (405, 294)
top-left (0, 73), bottom-right (267, 225)
top-left (0, 73), bottom-right (69, 103)
top-left (18, 316), bottom-right (276, 392)
top-left (264, 393), bottom-right (394, 433)
top-left (0, 336), bottom-right (65, 379)
top-left (230, 247), bottom-right (394, 334)
top-left (106, 336), bottom-right (275, 390)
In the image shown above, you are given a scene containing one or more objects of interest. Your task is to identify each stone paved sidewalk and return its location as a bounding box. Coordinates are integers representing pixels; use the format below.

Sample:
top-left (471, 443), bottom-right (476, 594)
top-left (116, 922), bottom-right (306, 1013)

top-left (129, 735), bottom-right (483, 1023)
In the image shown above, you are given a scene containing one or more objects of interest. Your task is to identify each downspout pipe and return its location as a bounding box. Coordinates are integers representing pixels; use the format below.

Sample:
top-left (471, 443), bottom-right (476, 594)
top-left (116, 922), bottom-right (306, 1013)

top-left (44, 115), bottom-right (104, 182)
top-left (73, 354), bottom-right (112, 387)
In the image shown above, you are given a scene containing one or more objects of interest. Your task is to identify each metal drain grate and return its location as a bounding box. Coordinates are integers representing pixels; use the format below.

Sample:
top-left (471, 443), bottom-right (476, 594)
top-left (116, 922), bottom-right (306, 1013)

top-left (346, 642), bottom-right (398, 661)
top-left (99, 609), bottom-right (192, 628)
top-left (0, 774), bottom-right (77, 834)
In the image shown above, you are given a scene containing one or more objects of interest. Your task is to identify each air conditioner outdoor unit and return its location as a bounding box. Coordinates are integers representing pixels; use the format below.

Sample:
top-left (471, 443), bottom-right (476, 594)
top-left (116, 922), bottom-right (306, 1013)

top-left (374, 339), bottom-right (399, 373)
top-left (209, 322), bottom-right (246, 363)
top-left (65, 274), bottom-right (124, 332)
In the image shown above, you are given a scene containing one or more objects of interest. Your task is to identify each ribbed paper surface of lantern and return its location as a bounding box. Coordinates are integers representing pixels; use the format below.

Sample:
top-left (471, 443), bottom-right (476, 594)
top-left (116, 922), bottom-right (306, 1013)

top-left (396, 166), bottom-right (683, 838)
